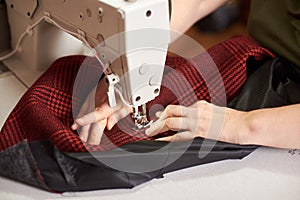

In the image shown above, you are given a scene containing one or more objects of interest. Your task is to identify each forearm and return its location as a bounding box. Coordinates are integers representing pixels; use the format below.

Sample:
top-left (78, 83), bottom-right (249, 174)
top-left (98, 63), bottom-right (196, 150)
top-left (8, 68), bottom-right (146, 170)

top-left (241, 104), bottom-right (300, 149)
top-left (170, 0), bottom-right (229, 41)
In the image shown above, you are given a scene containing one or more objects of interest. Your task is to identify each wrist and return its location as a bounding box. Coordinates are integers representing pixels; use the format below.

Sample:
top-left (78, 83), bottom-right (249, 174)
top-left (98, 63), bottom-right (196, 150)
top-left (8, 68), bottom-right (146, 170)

top-left (221, 108), bottom-right (248, 145)
top-left (239, 110), bottom-right (265, 146)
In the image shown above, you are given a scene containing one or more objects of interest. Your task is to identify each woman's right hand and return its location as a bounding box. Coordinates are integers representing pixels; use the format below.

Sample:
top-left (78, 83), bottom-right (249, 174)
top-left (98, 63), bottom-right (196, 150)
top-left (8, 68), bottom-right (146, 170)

top-left (71, 78), bottom-right (132, 145)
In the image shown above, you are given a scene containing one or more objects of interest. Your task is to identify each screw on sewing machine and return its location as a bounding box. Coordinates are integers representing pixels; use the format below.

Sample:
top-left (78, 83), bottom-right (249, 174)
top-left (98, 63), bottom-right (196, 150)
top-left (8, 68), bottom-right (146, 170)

top-left (146, 10), bottom-right (152, 17)
top-left (98, 7), bottom-right (104, 23)
top-left (98, 7), bottom-right (104, 16)
top-left (79, 12), bottom-right (84, 20)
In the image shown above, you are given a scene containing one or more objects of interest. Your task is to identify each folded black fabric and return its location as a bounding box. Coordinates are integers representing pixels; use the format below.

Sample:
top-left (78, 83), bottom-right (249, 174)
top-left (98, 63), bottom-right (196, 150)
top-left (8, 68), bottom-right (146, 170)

top-left (0, 138), bottom-right (256, 192)
top-left (229, 57), bottom-right (300, 110)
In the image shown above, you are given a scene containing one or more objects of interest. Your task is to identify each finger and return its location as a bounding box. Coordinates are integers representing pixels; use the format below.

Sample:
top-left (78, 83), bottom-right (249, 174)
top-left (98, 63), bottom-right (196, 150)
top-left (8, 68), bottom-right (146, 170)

top-left (75, 111), bottom-right (100, 127)
top-left (72, 100), bottom-right (93, 130)
top-left (71, 123), bottom-right (78, 130)
top-left (157, 105), bottom-right (189, 121)
top-left (107, 106), bottom-right (132, 130)
top-left (155, 136), bottom-right (173, 142)
top-left (145, 117), bottom-right (191, 137)
top-left (87, 120), bottom-right (106, 145)
top-left (155, 131), bottom-right (193, 142)
top-left (75, 105), bottom-right (113, 127)
top-left (79, 124), bottom-right (91, 142)
top-left (72, 88), bottom-right (97, 130)
top-left (155, 111), bottom-right (163, 118)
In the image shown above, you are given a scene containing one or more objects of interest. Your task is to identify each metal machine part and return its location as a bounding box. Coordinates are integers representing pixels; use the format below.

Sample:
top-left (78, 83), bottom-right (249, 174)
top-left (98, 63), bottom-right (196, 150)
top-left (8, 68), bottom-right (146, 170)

top-left (132, 104), bottom-right (152, 130)
top-left (0, 0), bottom-right (170, 129)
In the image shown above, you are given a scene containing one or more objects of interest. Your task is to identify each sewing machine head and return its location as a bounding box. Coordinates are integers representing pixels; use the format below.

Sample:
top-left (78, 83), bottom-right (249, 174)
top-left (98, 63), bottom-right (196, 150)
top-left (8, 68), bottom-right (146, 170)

top-left (0, 0), bottom-right (170, 129)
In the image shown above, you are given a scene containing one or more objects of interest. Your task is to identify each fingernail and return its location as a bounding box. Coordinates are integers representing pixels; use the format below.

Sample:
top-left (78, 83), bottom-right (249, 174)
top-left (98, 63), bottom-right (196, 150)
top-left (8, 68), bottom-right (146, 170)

top-left (107, 124), bottom-right (113, 131)
top-left (145, 128), bottom-right (152, 136)
top-left (155, 111), bottom-right (162, 118)
top-left (71, 123), bottom-right (78, 130)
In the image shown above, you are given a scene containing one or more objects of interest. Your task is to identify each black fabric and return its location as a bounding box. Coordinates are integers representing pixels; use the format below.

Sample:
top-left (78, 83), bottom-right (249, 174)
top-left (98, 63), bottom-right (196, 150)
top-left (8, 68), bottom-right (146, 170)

top-left (28, 138), bottom-right (256, 192)
top-left (229, 57), bottom-right (300, 110)
top-left (0, 141), bottom-right (49, 191)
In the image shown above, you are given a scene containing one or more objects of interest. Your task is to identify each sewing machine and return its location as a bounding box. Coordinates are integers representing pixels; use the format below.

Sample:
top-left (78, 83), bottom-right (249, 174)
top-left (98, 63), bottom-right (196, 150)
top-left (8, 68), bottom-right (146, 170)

top-left (0, 0), bottom-right (170, 128)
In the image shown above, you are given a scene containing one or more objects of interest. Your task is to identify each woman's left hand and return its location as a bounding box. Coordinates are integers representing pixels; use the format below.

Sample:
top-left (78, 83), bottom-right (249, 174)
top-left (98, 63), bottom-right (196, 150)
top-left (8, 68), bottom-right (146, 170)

top-left (145, 100), bottom-right (247, 144)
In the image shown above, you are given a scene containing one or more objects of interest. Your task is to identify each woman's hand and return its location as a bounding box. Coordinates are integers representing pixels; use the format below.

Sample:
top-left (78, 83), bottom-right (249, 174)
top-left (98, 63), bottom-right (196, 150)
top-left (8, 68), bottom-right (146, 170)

top-left (146, 100), bottom-right (300, 149)
top-left (71, 78), bottom-right (132, 145)
top-left (145, 100), bottom-right (247, 144)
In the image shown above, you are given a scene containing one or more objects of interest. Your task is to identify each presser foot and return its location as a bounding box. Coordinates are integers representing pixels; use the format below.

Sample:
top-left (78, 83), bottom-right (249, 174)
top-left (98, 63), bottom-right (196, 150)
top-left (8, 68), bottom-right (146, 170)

top-left (132, 118), bottom-right (153, 131)
top-left (132, 104), bottom-right (152, 131)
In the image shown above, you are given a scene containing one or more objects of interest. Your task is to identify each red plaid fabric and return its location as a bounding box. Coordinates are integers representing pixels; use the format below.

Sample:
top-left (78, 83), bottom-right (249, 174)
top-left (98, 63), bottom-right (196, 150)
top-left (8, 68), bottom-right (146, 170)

top-left (0, 36), bottom-right (274, 152)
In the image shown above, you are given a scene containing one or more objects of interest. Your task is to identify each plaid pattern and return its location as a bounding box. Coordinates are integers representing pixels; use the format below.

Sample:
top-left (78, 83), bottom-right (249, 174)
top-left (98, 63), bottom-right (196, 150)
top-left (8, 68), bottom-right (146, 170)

top-left (0, 36), bottom-right (274, 152)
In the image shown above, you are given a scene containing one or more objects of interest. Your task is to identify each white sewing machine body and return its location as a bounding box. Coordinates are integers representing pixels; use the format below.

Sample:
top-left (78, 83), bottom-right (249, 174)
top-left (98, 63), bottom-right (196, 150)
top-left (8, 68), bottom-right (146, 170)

top-left (0, 0), bottom-right (170, 126)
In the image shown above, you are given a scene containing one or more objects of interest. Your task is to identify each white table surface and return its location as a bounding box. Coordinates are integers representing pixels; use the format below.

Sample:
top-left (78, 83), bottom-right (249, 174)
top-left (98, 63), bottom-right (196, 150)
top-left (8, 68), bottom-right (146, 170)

top-left (0, 73), bottom-right (27, 128)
